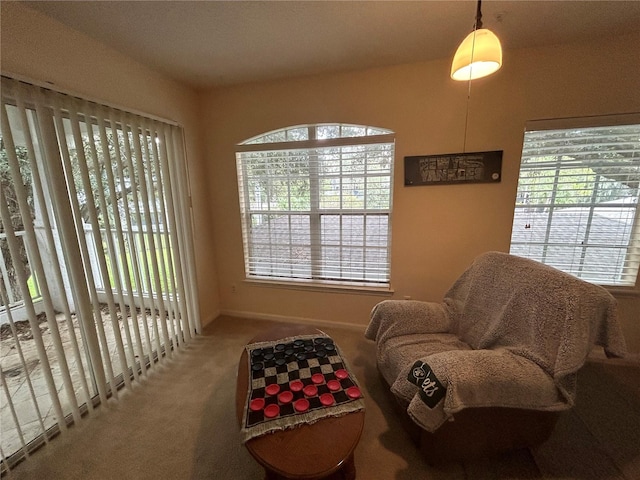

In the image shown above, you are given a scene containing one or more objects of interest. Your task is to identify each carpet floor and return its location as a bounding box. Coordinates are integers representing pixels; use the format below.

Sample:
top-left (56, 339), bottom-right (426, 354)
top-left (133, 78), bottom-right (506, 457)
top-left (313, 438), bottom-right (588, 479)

top-left (6, 315), bottom-right (640, 480)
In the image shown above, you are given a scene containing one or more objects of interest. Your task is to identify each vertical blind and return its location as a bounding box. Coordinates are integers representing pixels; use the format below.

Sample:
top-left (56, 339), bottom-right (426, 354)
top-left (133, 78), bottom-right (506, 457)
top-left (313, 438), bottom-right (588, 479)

top-left (236, 124), bottom-right (394, 286)
top-left (0, 76), bottom-right (199, 471)
top-left (510, 116), bottom-right (640, 287)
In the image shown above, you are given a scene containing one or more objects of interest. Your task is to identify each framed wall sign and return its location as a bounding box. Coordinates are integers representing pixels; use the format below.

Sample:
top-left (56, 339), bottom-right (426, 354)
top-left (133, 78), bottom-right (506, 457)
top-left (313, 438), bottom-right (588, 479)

top-left (404, 150), bottom-right (503, 186)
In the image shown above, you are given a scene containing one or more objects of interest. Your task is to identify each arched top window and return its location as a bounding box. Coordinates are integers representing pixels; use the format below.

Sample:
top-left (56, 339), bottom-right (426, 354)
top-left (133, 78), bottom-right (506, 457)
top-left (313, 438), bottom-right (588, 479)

top-left (240, 123), bottom-right (393, 145)
top-left (236, 123), bottom-right (395, 289)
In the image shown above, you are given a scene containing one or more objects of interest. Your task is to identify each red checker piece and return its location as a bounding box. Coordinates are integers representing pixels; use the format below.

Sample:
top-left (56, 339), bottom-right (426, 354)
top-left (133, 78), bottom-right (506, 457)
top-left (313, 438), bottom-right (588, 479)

top-left (264, 404), bottom-right (280, 418)
top-left (303, 385), bottom-right (318, 397)
top-left (289, 380), bottom-right (304, 392)
top-left (265, 384), bottom-right (280, 396)
top-left (346, 386), bottom-right (362, 399)
top-left (250, 398), bottom-right (265, 411)
top-left (278, 391), bottom-right (293, 404)
top-left (335, 369), bottom-right (349, 380)
top-left (327, 380), bottom-right (341, 391)
top-left (311, 373), bottom-right (325, 384)
top-left (294, 398), bottom-right (310, 412)
top-left (320, 393), bottom-right (335, 406)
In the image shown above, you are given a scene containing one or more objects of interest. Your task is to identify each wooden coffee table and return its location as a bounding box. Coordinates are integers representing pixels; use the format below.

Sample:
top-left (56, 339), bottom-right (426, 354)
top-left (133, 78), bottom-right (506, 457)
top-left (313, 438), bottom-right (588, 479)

top-left (235, 324), bottom-right (365, 480)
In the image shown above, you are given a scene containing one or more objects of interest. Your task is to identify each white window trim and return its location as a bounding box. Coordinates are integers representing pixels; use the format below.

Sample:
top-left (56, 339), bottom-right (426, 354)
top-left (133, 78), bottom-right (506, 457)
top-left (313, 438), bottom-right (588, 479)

top-left (244, 277), bottom-right (394, 295)
top-left (236, 124), bottom-right (395, 291)
top-left (236, 133), bottom-right (395, 153)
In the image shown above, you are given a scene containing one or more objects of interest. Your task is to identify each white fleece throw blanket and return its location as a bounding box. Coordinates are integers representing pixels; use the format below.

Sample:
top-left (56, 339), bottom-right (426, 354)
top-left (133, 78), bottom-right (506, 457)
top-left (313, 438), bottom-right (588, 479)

top-left (365, 252), bottom-right (627, 432)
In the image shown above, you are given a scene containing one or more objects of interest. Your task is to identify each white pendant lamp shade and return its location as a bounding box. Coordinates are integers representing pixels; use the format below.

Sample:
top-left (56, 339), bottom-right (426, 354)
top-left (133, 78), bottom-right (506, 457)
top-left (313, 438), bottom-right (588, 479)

top-left (451, 28), bottom-right (503, 81)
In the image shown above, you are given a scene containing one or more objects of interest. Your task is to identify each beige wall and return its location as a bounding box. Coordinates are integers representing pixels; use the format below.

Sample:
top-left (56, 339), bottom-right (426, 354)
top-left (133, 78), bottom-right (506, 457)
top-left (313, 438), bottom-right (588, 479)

top-left (200, 32), bottom-right (640, 350)
top-left (2, 2), bottom-right (638, 352)
top-left (1, 2), bottom-right (220, 326)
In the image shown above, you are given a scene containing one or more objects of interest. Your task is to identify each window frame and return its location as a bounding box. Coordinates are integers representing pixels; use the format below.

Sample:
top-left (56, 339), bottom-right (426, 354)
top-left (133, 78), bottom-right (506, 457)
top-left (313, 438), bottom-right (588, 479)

top-left (236, 124), bottom-right (395, 293)
top-left (509, 114), bottom-right (640, 293)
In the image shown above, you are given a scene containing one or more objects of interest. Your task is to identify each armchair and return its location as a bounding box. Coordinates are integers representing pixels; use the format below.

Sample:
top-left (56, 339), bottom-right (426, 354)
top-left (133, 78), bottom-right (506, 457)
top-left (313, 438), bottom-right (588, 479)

top-left (365, 251), bottom-right (627, 462)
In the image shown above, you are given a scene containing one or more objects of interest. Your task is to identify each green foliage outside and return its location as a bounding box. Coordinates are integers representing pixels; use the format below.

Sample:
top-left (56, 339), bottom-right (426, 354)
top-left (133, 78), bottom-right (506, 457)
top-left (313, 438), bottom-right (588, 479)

top-left (1, 136), bottom-right (34, 306)
top-left (516, 161), bottom-right (634, 208)
top-left (519, 125), bottom-right (640, 209)
top-left (102, 236), bottom-right (176, 295)
top-left (26, 274), bottom-right (39, 298)
top-left (244, 145), bottom-right (393, 213)
top-left (2, 110), bottom-right (173, 310)
top-left (66, 120), bottom-right (162, 229)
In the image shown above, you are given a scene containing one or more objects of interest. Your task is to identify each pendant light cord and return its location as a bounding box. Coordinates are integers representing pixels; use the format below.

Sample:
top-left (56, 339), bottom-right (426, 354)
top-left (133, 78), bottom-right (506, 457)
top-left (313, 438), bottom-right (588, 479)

top-left (463, 79), bottom-right (472, 153)
top-left (475, 0), bottom-right (483, 29)
top-left (463, 0), bottom-right (482, 153)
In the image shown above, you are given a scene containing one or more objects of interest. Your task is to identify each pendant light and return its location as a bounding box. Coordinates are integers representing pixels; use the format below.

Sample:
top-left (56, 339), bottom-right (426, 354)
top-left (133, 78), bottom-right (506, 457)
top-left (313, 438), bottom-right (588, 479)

top-left (451, 0), bottom-right (502, 81)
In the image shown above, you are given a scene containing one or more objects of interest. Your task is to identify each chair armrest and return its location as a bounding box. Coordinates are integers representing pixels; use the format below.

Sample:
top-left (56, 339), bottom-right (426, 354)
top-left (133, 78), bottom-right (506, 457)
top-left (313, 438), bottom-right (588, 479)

top-left (365, 300), bottom-right (451, 345)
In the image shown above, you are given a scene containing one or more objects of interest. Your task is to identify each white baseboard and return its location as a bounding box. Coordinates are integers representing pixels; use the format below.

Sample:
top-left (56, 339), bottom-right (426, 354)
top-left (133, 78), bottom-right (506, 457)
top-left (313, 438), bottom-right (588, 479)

top-left (217, 309), bottom-right (366, 332)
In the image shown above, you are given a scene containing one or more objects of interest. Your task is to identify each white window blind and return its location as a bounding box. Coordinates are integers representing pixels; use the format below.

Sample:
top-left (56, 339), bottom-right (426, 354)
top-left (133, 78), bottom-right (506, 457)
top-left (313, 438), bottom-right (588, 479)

top-left (0, 76), bottom-right (199, 471)
top-left (510, 116), bottom-right (640, 287)
top-left (236, 124), bottom-right (394, 287)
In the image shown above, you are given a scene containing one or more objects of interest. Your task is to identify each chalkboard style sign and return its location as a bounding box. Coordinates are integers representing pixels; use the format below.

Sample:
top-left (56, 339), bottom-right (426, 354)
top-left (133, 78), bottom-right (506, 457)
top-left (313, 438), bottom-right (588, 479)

top-left (404, 150), bottom-right (503, 186)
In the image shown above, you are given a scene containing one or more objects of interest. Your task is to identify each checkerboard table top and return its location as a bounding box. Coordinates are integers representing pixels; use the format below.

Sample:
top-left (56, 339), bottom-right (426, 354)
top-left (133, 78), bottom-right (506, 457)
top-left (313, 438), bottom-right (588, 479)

top-left (239, 333), bottom-right (365, 443)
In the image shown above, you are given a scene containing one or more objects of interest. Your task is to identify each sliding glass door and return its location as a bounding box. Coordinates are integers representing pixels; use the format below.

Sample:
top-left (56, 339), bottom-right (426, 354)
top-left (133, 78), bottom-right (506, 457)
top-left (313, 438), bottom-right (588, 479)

top-left (0, 76), bottom-right (199, 471)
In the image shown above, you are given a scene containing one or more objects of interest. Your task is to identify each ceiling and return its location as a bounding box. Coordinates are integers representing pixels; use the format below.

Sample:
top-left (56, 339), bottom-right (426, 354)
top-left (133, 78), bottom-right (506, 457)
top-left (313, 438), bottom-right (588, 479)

top-left (23, 1), bottom-right (640, 89)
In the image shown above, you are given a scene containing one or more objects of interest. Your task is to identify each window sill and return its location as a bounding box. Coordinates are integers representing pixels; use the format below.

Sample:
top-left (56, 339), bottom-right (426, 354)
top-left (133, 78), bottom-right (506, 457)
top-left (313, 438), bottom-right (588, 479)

top-left (606, 286), bottom-right (640, 298)
top-left (244, 277), bottom-right (394, 296)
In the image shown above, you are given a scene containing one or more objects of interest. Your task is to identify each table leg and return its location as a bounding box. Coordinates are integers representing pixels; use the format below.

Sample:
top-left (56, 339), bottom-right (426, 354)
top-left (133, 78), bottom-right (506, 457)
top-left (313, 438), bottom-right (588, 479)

top-left (341, 453), bottom-right (356, 480)
top-left (262, 455), bottom-right (356, 480)
top-left (264, 469), bottom-right (282, 480)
